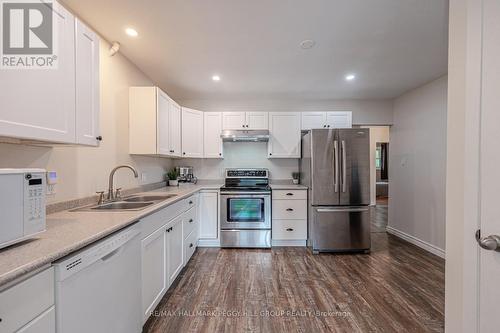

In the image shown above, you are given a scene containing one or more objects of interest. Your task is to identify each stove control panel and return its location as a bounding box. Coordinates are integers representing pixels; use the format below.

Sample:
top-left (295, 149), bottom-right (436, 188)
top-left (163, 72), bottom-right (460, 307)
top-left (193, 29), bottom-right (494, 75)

top-left (226, 169), bottom-right (268, 178)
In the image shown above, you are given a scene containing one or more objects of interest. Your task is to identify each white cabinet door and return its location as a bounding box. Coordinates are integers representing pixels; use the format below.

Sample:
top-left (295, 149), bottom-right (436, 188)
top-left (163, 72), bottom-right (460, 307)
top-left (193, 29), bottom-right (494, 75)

top-left (181, 108), bottom-right (204, 158)
top-left (75, 18), bottom-right (100, 146)
top-left (157, 89), bottom-right (170, 155)
top-left (222, 112), bottom-right (246, 130)
top-left (246, 112), bottom-right (268, 129)
top-left (169, 101), bottom-right (182, 157)
top-left (17, 307), bottom-right (55, 333)
top-left (268, 112), bottom-right (301, 158)
top-left (141, 225), bottom-right (167, 321)
top-left (167, 216), bottom-right (184, 285)
top-left (326, 112), bottom-right (352, 128)
top-left (0, 2), bottom-right (76, 143)
top-left (199, 191), bottom-right (219, 239)
top-left (204, 112), bottom-right (223, 158)
top-left (301, 112), bottom-right (327, 130)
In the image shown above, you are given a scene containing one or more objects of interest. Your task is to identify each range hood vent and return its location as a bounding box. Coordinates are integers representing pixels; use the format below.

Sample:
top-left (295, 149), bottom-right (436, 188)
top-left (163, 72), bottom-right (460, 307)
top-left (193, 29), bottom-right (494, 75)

top-left (221, 130), bottom-right (269, 142)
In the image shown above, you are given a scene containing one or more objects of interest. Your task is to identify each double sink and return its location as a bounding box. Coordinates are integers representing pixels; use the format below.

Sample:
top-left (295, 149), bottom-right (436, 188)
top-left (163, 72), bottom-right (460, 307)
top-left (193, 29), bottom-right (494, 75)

top-left (73, 194), bottom-right (177, 212)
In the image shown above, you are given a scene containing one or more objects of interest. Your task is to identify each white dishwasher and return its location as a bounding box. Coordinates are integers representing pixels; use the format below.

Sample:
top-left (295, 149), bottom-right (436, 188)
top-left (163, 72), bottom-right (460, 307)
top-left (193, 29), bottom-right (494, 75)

top-left (54, 225), bottom-right (142, 333)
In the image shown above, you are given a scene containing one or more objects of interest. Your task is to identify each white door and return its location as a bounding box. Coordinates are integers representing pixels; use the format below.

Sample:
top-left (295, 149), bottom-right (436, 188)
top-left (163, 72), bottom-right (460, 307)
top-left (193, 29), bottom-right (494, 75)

top-left (141, 226), bottom-right (167, 322)
top-left (167, 217), bottom-right (184, 285)
top-left (222, 112), bottom-right (246, 129)
top-left (268, 112), bottom-right (301, 158)
top-left (181, 108), bottom-right (203, 158)
top-left (326, 112), bottom-right (352, 128)
top-left (75, 18), bottom-right (100, 146)
top-left (477, 1), bottom-right (500, 331)
top-left (204, 112), bottom-right (223, 158)
top-left (157, 89), bottom-right (170, 156)
top-left (301, 112), bottom-right (327, 130)
top-left (169, 102), bottom-right (182, 157)
top-left (199, 191), bottom-right (219, 239)
top-left (0, 2), bottom-right (76, 143)
top-left (246, 112), bottom-right (268, 129)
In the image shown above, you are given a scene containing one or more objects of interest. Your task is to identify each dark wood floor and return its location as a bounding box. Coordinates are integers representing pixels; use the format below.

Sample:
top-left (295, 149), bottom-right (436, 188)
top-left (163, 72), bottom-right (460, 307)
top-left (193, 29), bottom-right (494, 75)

top-left (144, 207), bottom-right (444, 333)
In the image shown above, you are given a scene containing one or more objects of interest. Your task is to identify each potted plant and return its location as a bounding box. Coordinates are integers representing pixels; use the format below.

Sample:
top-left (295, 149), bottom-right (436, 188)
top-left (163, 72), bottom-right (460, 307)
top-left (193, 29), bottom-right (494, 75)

top-left (292, 172), bottom-right (300, 185)
top-left (167, 168), bottom-right (179, 186)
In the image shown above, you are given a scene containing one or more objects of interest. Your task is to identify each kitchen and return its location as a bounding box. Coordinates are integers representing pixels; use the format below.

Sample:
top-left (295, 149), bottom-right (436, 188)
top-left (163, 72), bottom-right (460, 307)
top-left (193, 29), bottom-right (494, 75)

top-left (0, 0), bottom-right (473, 332)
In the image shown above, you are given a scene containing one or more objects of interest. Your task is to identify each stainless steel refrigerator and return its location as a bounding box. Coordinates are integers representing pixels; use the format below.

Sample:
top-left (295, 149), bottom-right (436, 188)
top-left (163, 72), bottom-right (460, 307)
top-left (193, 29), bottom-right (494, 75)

top-left (300, 129), bottom-right (371, 253)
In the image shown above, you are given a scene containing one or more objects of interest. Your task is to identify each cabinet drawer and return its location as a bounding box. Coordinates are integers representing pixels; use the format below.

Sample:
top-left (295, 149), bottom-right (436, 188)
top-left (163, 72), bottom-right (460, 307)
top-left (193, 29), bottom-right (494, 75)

top-left (17, 306), bottom-right (55, 333)
top-left (0, 267), bottom-right (55, 333)
top-left (272, 200), bottom-right (307, 220)
top-left (140, 199), bottom-right (185, 239)
top-left (272, 220), bottom-right (307, 240)
top-left (185, 194), bottom-right (198, 210)
top-left (184, 230), bottom-right (198, 265)
top-left (272, 190), bottom-right (307, 200)
top-left (183, 206), bottom-right (198, 240)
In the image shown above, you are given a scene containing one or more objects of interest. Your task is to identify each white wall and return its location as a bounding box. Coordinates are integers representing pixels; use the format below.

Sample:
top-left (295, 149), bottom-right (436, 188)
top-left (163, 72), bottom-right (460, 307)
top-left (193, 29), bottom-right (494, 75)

top-left (180, 99), bottom-right (394, 125)
top-left (388, 75), bottom-right (447, 254)
top-left (173, 142), bottom-right (298, 180)
top-left (362, 126), bottom-right (390, 205)
top-left (0, 40), bottom-right (172, 203)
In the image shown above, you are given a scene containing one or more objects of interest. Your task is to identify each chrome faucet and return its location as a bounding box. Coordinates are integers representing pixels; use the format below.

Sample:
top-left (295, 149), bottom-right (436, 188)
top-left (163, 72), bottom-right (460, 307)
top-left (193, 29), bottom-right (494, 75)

top-left (107, 165), bottom-right (139, 201)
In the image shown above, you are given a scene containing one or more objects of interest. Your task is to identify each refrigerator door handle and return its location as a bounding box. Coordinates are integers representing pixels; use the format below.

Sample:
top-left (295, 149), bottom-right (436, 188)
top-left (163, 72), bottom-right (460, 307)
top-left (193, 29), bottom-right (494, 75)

top-left (333, 140), bottom-right (339, 192)
top-left (317, 207), bottom-right (369, 213)
top-left (341, 140), bottom-right (347, 192)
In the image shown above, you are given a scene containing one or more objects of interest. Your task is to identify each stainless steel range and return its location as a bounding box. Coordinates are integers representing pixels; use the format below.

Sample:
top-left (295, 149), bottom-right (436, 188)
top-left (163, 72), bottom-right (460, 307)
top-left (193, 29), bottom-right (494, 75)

top-left (220, 168), bottom-right (271, 248)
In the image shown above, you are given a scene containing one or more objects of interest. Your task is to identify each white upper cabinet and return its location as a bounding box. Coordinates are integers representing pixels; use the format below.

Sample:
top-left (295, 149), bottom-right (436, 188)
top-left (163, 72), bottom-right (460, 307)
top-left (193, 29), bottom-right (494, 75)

top-left (326, 111), bottom-right (352, 128)
top-left (222, 112), bottom-right (268, 130)
top-left (182, 108), bottom-right (204, 158)
top-left (268, 112), bottom-right (301, 158)
top-left (300, 111), bottom-right (352, 130)
top-left (0, 2), bottom-right (76, 143)
top-left (301, 112), bottom-right (328, 130)
top-left (129, 87), bottom-right (180, 157)
top-left (246, 112), bottom-right (268, 129)
top-left (75, 18), bottom-right (100, 146)
top-left (203, 112), bottom-right (223, 158)
top-left (222, 112), bottom-right (246, 129)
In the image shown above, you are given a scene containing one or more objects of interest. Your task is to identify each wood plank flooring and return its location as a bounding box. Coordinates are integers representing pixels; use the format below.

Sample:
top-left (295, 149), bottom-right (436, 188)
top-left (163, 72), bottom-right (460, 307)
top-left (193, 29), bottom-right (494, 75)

top-left (144, 208), bottom-right (444, 333)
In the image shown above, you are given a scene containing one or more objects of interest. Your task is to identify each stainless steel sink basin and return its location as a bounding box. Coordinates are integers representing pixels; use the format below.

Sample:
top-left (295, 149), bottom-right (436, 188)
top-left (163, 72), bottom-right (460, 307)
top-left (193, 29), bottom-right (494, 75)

top-left (123, 194), bottom-right (177, 202)
top-left (90, 201), bottom-right (154, 210)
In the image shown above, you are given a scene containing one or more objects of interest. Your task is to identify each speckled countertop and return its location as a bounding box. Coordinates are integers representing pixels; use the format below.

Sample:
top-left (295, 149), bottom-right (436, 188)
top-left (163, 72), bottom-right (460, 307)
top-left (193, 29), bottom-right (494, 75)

top-left (0, 181), bottom-right (222, 288)
top-left (269, 180), bottom-right (308, 190)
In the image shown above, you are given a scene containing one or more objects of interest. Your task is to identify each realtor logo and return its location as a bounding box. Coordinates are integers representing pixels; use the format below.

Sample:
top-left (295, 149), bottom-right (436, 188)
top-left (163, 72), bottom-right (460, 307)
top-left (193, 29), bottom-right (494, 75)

top-left (1, 0), bottom-right (57, 69)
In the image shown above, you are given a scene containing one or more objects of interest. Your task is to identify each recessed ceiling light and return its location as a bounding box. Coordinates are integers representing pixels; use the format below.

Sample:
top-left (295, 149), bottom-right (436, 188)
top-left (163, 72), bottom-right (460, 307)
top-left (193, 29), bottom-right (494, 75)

top-left (212, 75), bottom-right (221, 81)
top-left (300, 39), bottom-right (316, 49)
top-left (345, 74), bottom-right (356, 81)
top-left (125, 28), bottom-right (138, 37)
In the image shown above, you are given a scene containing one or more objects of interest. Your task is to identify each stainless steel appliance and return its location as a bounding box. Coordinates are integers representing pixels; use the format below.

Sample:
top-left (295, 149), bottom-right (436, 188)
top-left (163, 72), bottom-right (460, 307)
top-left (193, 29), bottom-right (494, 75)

top-left (176, 166), bottom-right (197, 183)
top-left (300, 129), bottom-right (371, 253)
top-left (0, 168), bottom-right (46, 250)
top-left (220, 168), bottom-right (271, 248)
top-left (220, 130), bottom-right (269, 142)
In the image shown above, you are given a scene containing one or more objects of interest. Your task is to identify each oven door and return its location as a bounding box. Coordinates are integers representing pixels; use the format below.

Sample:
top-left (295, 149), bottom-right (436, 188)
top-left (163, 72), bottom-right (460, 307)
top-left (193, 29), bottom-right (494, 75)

top-left (220, 192), bottom-right (271, 229)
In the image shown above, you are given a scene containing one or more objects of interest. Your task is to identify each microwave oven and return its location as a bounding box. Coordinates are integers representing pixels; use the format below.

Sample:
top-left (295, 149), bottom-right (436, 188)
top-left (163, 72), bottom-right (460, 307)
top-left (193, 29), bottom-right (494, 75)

top-left (0, 169), bottom-right (46, 250)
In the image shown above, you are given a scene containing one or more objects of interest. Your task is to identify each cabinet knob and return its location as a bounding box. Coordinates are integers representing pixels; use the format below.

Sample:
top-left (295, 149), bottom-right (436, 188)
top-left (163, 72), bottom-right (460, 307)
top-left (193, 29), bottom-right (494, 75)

top-left (219, 153), bottom-right (222, 156)
top-left (170, 150), bottom-right (174, 153)
top-left (286, 228), bottom-right (294, 232)
top-left (189, 243), bottom-right (193, 248)
top-left (183, 152), bottom-right (186, 155)
top-left (96, 136), bottom-right (103, 141)
top-left (327, 125), bottom-right (330, 128)
top-left (242, 124), bottom-right (245, 128)
top-left (269, 153), bottom-right (272, 156)
top-left (189, 200), bottom-right (193, 204)
top-left (323, 125), bottom-right (326, 128)
top-left (189, 219), bottom-right (193, 223)
top-left (286, 193), bottom-right (293, 196)
top-left (286, 208), bottom-right (294, 211)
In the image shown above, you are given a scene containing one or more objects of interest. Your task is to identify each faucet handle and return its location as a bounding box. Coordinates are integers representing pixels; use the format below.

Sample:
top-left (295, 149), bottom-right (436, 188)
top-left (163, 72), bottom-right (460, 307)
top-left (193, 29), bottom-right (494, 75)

top-left (115, 188), bottom-right (123, 199)
top-left (96, 191), bottom-right (105, 205)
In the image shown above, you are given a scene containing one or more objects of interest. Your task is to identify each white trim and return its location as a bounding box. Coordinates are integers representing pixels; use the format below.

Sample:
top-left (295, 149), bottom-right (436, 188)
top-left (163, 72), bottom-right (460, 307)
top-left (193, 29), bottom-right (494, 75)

top-left (386, 226), bottom-right (445, 258)
top-left (197, 239), bottom-right (220, 247)
top-left (271, 239), bottom-right (307, 247)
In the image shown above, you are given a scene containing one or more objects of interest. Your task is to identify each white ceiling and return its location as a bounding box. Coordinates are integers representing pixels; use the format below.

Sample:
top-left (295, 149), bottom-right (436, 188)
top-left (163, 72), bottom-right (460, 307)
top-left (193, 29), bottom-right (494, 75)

top-left (62, 0), bottom-right (449, 101)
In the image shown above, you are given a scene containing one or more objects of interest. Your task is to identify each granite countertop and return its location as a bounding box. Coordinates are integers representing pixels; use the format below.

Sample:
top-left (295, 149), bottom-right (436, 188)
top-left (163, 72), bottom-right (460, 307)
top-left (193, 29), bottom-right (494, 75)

top-left (0, 181), bottom-right (222, 288)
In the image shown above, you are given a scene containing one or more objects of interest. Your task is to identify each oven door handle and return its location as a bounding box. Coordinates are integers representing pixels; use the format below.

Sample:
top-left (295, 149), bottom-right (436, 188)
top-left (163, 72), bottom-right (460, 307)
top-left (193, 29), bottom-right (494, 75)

top-left (220, 192), bottom-right (271, 195)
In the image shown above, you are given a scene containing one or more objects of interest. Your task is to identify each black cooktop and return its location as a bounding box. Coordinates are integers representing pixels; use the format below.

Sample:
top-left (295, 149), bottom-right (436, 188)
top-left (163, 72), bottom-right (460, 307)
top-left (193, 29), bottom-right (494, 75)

top-left (220, 185), bottom-right (271, 192)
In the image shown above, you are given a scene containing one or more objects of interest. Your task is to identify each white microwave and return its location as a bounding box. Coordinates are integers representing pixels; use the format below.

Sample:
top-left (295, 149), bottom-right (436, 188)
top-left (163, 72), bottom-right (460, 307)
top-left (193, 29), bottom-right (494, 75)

top-left (0, 169), bottom-right (46, 250)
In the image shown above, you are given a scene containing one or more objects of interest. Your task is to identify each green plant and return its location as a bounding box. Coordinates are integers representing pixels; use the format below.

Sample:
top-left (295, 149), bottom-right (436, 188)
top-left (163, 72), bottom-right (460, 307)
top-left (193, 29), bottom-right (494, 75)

top-left (292, 172), bottom-right (300, 180)
top-left (167, 168), bottom-right (179, 180)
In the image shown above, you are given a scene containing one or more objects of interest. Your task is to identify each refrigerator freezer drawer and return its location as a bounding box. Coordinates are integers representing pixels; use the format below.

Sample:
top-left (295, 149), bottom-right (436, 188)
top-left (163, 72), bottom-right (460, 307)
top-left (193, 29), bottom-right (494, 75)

top-left (311, 206), bottom-right (371, 253)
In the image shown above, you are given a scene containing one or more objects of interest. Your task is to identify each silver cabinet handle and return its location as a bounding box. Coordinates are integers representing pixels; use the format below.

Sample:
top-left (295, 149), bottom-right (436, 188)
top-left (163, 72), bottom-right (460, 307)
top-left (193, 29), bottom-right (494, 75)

top-left (333, 140), bottom-right (339, 193)
top-left (341, 140), bottom-right (346, 193)
top-left (476, 230), bottom-right (500, 251)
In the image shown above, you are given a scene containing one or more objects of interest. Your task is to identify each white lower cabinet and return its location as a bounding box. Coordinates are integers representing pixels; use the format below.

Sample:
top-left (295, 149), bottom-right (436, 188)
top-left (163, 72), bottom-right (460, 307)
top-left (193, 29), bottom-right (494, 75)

top-left (272, 189), bottom-right (308, 245)
top-left (0, 267), bottom-right (55, 333)
top-left (198, 191), bottom-right (220, 246)
top-left (166, 216), bottom-right (184, 285)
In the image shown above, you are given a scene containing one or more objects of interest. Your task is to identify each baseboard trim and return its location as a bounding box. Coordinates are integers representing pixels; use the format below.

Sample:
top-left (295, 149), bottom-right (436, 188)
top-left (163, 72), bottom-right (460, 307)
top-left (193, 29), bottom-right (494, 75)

top-left (271, 239), bottom-right (307, 247)
top-left (386, 226), bottom-right (445, 258)
top-left (198, 239), bottom-right (220, 247)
